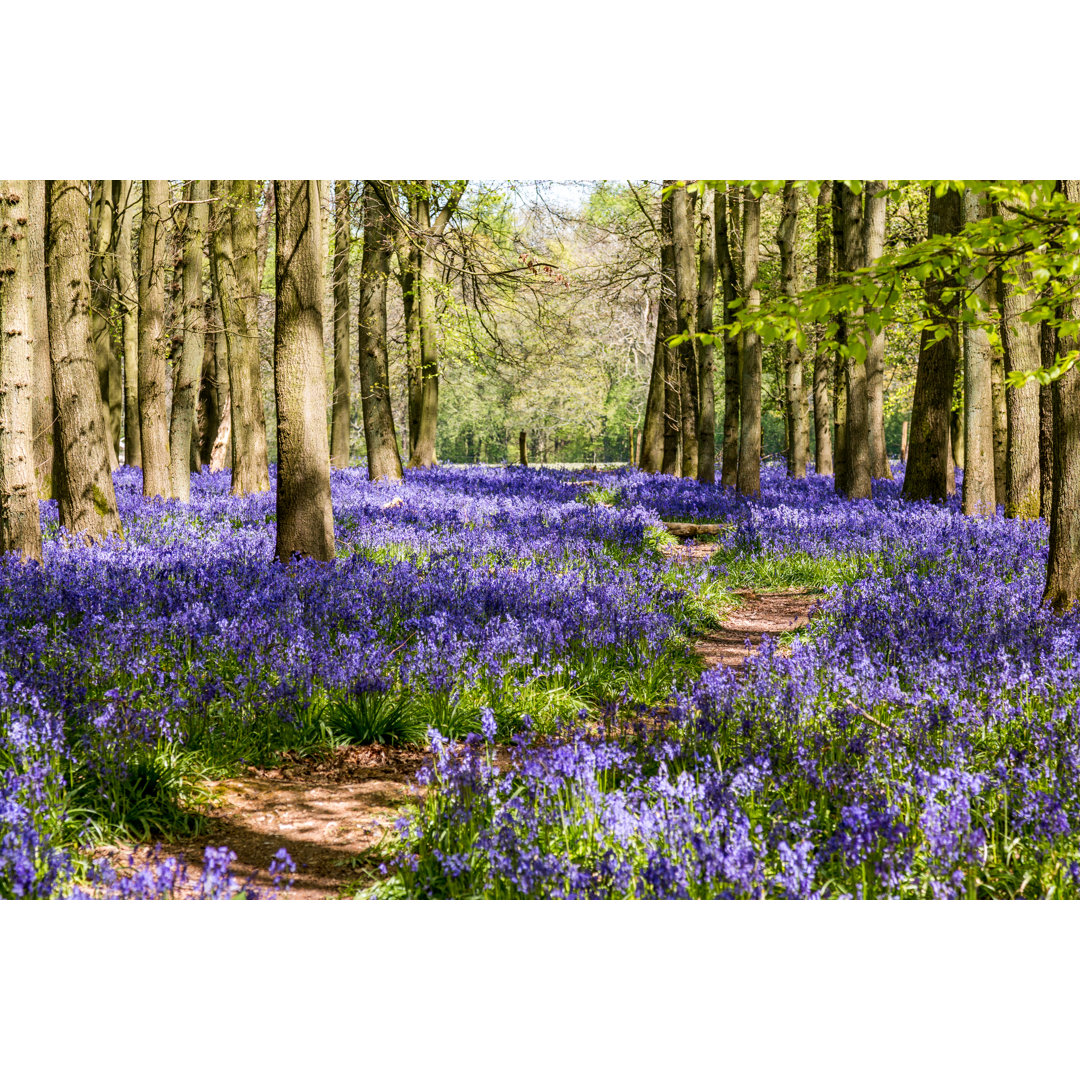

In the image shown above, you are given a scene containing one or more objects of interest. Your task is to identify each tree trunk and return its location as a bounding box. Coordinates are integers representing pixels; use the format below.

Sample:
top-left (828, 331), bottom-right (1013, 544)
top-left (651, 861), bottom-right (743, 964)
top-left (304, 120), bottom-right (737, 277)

top-left (640, 187), bottom-right (668, 474)
top-left (813, 182), bottom-right (834, 477)
top-left (696, 188), bottom-right (717, 483)
top-left (137, 180), bottom-right (170, 497)
top-left (1040, 322), bottom-right (1055, 519)
top-left (863, 181), bottom-right (891, 479)
top-left (113, 180), bottom-right (140, 468)
top-left (0, 180), bottom-right (44, 561)
top-left (330, 179), bottom-right (351, 468)
top-left (273, 180), bottom-right (334, 562)
top-left (256, 181), bottom-right (273, 290)
top-left (997, 197), bottom-right (1042, 519)
top-left (89, 180), bottom-right (118, 470)
top-left (736, 187), bottom-right (762, 497)
top-left (167, 180), bottom-right (208, 502)
top-left (961, 188), bottom-right (996, 516)
top-left (990, 339), bottom-right (1007, 506)
top-left (671, 184), bottom-right (699, 478)
top-left (837, 183), bottom-right (871, 499)
top-left (777, 181), bottom-right (809, 479)
top-left (718, 188), bottom-right (741, 486)
top-left (28, 180), bottom-right (57, 499)
top-left (902, 187), bottom-right (962, 503)
top-left (356, 183), bottom-right (403, 484)
top-left (832, 183), bottom-right (850, 492)
top-left (656, 187), bottom-right (680, 476)
top-left (45, 181), bottom-right (123, 541)
top-left (210, 180), bottom-right (270, 495)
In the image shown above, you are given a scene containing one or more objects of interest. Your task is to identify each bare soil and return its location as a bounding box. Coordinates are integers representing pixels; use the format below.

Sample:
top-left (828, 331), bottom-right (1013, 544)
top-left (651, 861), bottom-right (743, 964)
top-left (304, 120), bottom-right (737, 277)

top-left (693, 588), bottom-right (820, 670)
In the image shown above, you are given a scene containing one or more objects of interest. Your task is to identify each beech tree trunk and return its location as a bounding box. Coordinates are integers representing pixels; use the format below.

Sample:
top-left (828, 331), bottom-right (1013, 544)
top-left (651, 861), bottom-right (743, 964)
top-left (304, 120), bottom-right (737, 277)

top-left (255, 182), bottom-right (273, 290)
top-left (0, 180), bottom-right (43, 561)
top-left (813, 182), bottom-right (834, 477)
top-left (696, 188), bottom-right (717, 484)
top-left (639, 272), bottom-right (666, 474)
top-left (838, 183), bottom-right (871, 499)
top-left (137, 180), bottom-right (170, 497)
top-left (997, 196), bottom-right (1042, 519)
top-left (1040, 322), bottom-right (1055, 519)
top-left (736, 187), bottom-right (762, 497)
top-left (89, 181), bottom-right (118, 470)
top-left (718, 188), bottom-right (740, 486)
top-left (657, 188), bottom-right (680, 476)
top-left (777, 181), bottom-right (809, 479)
top-left (990, 340), bottom-right (1007, 505)
top-left (330, 179), bottom-right (351, 468)
top-left (113, 180), bottom-right (140, 468)
top-left (28, 180), bottom-right (56, 499)
top-left (671, 184), bottom-right (699, 478)
top-left (168, 180), bottom-right (208, 502)
top-left (832, 183), bottom-right (849, 492)
top-left (863, 181), bottom-right (891, 479)
top-left (210, 180), bottom-right (270, 495)
top-left (902, 187), bottom-right (962, 503)
top-left (273, 180), bottom-right (334, 562)
top-left (356, 183), bottom-right (403, 483)
top-left (45, 181), bottom-right (123, 541)
top-left (961, 189), bottom-right (996, 516)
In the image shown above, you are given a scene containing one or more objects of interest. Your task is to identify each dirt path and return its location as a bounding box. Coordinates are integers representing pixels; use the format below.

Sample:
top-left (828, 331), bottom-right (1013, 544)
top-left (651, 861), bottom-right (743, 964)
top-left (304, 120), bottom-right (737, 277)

top-left (693, 588), bottom-right (820, 670)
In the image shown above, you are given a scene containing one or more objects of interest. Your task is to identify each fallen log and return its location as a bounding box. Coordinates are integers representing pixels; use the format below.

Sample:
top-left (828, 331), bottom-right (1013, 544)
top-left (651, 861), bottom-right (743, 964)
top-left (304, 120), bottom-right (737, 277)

top-left (663, 522), bottom-right (725, 538)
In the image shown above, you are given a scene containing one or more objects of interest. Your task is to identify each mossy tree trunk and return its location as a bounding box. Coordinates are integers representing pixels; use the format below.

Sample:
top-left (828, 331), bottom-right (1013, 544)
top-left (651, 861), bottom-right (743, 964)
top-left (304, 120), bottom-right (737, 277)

top-left (45, 180), bottom-right (123, 541)
top-left (330, 179), bottom-right (352, 469)
top-left (272, 180), bottom-right (334, 562)
top-left (0, 180), bottom-right (43, 562)
top-left (696, 188), bottom-right (717, 484)
top-left (863, 181), bottom-right (891, 479)
top-left (1040, 322), bottom-right (1055, 519)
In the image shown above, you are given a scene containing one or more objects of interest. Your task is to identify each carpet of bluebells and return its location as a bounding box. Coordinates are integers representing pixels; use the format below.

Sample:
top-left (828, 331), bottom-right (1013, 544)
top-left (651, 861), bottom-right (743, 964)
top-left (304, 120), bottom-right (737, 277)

top-left (378, 464), bottom-right (1080, 900)
top-left (0, 464), bottom-right (709, 898)
top-left (5, 460), bottom-right (1079, 900)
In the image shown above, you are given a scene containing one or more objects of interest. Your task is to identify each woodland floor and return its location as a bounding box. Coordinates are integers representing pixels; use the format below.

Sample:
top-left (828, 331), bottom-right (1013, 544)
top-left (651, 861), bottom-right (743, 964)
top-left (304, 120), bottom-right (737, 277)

top-left (95, 545), bottom-right (821, 899)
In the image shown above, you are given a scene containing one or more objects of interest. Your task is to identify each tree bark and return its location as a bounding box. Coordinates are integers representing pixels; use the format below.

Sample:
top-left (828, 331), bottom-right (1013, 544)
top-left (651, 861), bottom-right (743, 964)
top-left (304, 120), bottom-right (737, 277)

top-left (273, 180), bottom-right (334, 562)
top-left (812, 182), bottom-right (833, 477)
top-left (837, 183), bottom-right (871, 499)
top-left (113, 180), bottom-right (140, 467)
top-left (736, 187), bottom-right (762, 497)
top-left (210, 180), bottom-right (270, 495)
top-left (961, 188), bottom-right (996, 516)
top-left (990, 338), bottom-right (1007, 505)
top-left (0, 180), bottom-right (43, 561)
top-left (777, 181), bottom-right (809, 479)
top-left (718, 188), bottom-right (740, 486)
top-left (832, 183), bottom-right (850, 492)
top-left (696, 188), bottom-right (717, 483)
top-left (356, 183), bottom-right (403, 483)
top-left (863, 181), bottom-right (891, 479)
top-left (167, 180), bottom-right (208, 501)
top-left (640, 187), bottom-right (669, 473)
top-left (89, 180), bottom-right (119, 470)
top-left (1040, 321), bottom-right (1055, 519)
top-left (137, 180), bottom-right (171, 497)
top-left (256, 181), bottom-right (274, 290)
top-left (902, 187), bottom-right (962, 503)
top-left (671, 184), bottom-right (699, 478)
top-left (655, 187), bottom-right (680, 475)
top-left (28, 180), bottom-right (57, 499)
top-left (997, 196), bottom-right (1042, 519)
top-left (45, 181), bottom-right (123, 541)
top-left (330, 179), bottom-right (351, 468)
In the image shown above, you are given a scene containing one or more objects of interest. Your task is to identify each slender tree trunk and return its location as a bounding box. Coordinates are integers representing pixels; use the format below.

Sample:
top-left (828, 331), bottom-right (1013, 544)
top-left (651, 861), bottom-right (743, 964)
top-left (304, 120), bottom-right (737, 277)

top-left (45, 181), bottom-right (123, 541)
top-left (961, 188), bottom-right (996, 516)
top-left (1040, 321), bottom-right (1055, 519)
top-left (718, 188), bottom-right (740, 486)
top-left (777, 181), bottom-right (809, 479)
top-left (167, 180), bottom-right (208, 502)
top-left (656, 188), bottom-right (680, 476)
top-left (210, 180), bottom-right (270, 495)
top-left (696, 189), bottom-right (717, 483)
top-left (832, 183), bottom-right (850, 492)
top-left (273, 180), bottom-right (334, 562)
top-left (997, 198), bottom-right (1042, 519)
top-left (356, 183), bottom-right (403, 483)
top-left (639, 288), bottom-right (666, 474)
top-left (0, 180), bottom-right (44, 561)
top-left (863, 181), bottom-right (891, 479)
top-left (736, 187), bottom-right (762, 497)
top-left (401, 247), bottom-right (423, 458)
top-left (902, 187), bottom-right (962, 502)
top-left (330, 179), bottom-right (351, 468)
top-left (28, 180), bottom-right (57, 499)
top-left (990, 339), bottom-right (1007, 505)
top-left (137, 180), bottom-right (170, 497)
top-left (813, 182), bottom-right (834, 477)
top-left (843, 183), bottom-right (871, 499)
top-left (89, 180), bottom-right (118, 470)
top-left (670, 185), bottom-right (699, 478)
top-left (113, 180), bottom-right (140, 467)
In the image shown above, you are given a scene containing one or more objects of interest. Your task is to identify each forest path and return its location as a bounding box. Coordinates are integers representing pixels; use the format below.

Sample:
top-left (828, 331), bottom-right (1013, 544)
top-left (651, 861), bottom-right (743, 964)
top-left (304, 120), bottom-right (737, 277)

top-left (662, 537), bottom-right (821, 670)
